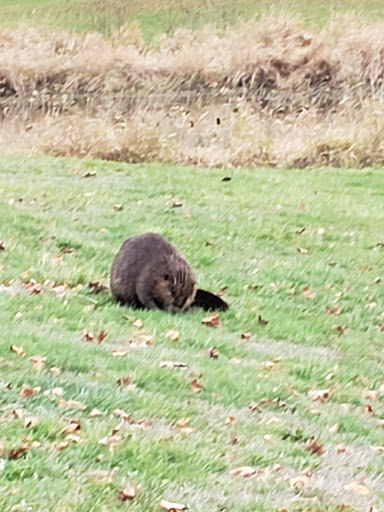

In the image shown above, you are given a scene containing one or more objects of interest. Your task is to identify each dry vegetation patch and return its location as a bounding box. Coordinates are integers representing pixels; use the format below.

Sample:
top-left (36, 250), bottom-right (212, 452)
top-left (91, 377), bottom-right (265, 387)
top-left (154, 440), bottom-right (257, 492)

top-left (2, 16), bottom-right (384, 167)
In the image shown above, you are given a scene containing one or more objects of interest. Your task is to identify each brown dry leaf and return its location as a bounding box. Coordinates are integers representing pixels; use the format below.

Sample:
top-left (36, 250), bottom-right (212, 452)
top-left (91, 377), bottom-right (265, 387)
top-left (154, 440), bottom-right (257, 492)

top-left (89, 408), bottom-right (103, 417)
top-left (229, 466), bottom-right (257, 478)
top-left (308, 388), bottom-right (330, 402)
top-left (10, 345), bottom-right (26, 357)
top-left (81, 329), bottom-right (94, 342)
top-left (190, 378), bottom-right (203, 393)
top-left (324, 305), bottom-right (342, 316)
top-left (88, 281), bottom-right (109, 294)
top-left (336, 444), bottom-right (346, 453)
top-left (302, 286), bottom-right (316, 299)
top-left (7, 445), bottom-right (29, 460)
top-left (305, 436), bottom-right (325, 455)
top-left (175, 417), bottom-right (190, 428)
top-left (289, 473), bottom-right (312, 488)
top-left (298, 247), bottom-right (311, 255)
top-left (116, 377), bottom-right (137, 391)
top-left (29, 354), bottom-right (46, 372)
top-left (204, 346), bottom-right (219, 359)
top-left (166, 329), bottom-right (180, 342)
top-left (132, 318), bottom-right (143, 329)
top-left (248, 402), bottom-right (261, 412)
top-left (159, 361), bottom-right (188, 369)
top-left (202, 313), bottom-right (220, 328)
top-left (329, 423), bottom-right (339, 434)
top-left (159, 499), bottom-right (188, 511)
top-left (49, 366), bottom-right (62, 376)
top-left (12, 409), bottom-right (23, 419)
top-left (344, 482), bottom-right (370, 496)
top-left (111, 349), bottom-right (128, 357)
top-left (57, 441), bottom-right (70, 451)
top-left (112, 409), bottom-right (131, 421)
top-left (363, 389), bottom-right (378, 401)
top-left (65, 433), bottom-right (82, 444)
top-left (258, 314), bottom-right (269, 326)
top-left (118, 481), bottom-right (137, 501)
top-left (23, 416), bottom-right (39, 428)
top-left (24, 279), bottom-right (42, 294)
top-left (225, 415), bottom-right (236, 425)
top-left (333, 324), bottom-right (347, 334)
top-left (241, 332), bottom-right (251, 339)
top-left (61, 420), bottom-right (81, 435)
top-left (20, 385), bottom-right (40, 398)
top-left (0, 240), bottom-right (5, 250)
top-left (98, 434), bottom-right (123, 447)
top-left (96, 330), bottom-right (107, 343)
top-left (113, 204), bottom-right (123, 211)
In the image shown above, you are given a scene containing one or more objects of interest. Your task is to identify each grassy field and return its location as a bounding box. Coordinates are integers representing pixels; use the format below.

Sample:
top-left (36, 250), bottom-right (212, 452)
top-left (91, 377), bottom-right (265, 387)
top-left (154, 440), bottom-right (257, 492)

top-left (1, 0), bottom-right (384, 38)
top-left (1, 154), bottom-right (384, 511)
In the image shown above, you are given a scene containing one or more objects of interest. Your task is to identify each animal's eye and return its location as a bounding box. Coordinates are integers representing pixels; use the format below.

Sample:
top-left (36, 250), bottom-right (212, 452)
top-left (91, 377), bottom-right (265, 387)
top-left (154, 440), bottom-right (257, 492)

top-left (163, 273), bottom-right (169, 281)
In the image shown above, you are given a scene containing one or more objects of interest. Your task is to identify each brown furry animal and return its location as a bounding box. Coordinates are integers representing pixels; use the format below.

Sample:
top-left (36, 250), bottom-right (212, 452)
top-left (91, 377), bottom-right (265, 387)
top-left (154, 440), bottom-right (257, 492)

top-left (110, 233), bottom-right (228, 313)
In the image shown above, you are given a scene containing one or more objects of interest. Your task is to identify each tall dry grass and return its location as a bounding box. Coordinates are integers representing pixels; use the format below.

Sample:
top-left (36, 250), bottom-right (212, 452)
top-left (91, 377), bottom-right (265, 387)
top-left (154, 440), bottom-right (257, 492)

top-left (2, 15), bottom-right (384, 167)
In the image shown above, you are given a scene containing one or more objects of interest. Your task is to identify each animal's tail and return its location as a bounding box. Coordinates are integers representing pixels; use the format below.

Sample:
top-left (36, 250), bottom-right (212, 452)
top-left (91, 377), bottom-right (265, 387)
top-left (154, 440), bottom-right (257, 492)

top-left (192, 289), bottom-right (229, 311)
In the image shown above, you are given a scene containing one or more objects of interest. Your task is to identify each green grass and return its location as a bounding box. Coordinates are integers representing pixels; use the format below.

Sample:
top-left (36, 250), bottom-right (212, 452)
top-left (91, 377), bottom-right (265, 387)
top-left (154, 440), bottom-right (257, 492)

top-left (1, 155), bottom-right (384, 511)
top-left (2, 0), bottom-right (384, 40)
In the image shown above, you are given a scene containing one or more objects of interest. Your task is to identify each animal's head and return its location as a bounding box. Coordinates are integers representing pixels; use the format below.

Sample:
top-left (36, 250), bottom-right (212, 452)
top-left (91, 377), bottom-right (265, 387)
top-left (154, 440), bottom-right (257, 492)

top-left (153, 257), bottom-right (196, 312)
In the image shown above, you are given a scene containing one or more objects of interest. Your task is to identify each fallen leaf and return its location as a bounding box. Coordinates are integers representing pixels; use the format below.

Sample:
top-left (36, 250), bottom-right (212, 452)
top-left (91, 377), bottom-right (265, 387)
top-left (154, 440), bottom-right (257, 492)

top-left (98, 434), bottom-right (123, 447)
top-left (248, 402), bottom-right (261, 412)
top-left (57, 441), bottom-right (69, 451)
top-left (113, 204), bottom-right (123, 211)
top-left (89, 408), bottom-right (103, 417)
top-left (298, 247), bottom-right (311, 255)
top-left (159, 361), bottom-right (188, 369)
top-left (289, 473), bottom-right (311, 487)
top-left (241, 332), bottom-right (251, 339)
top-left (81, 329), bottom-right (94, 342)
top-left (302, 286), bottom-right (316, 299)
top-left (264, 434), bottom-right (273, 443)
top-left (65, 433), bottom-right (83, 444)
top-left (20, 385), bottom-right (40, 398)
top-left (118, 481), bottom-right (137, 501)
top-left (329, 423), bottom-right (339, 433)
top-left (335, 444), bottom-right (346, 453)
top-left (190, 378), bottom-right (203, 393)
top-left (159, 499), bottom-right (188, 511)
top-left (229, 466), bottom-right (257, 478)
top-left (202, 313), bottom-right (220, 327)
top-left (11, 409), bottom-right (23, 419)
top-left (171, 197), bottom-right (183, 208)
top-left (23, 416), bottom-right (39, 428)
top-left (344, 482), bottom-right (370, 495)
top-left (166, 329), bottom-right (180, 342)
top-left (0, 241), bottom-right (5, 251)
top-left (204, 346), bottom-right (219, 358)
top-left (7, 445), bottom-right (29, 460)
top-left (83, 170), bottom-right (96, 178)
top-left (112, 409), bottom-right (131, 421)
top-left (61, 420), bottom-right (81, 435)
top-left (116, 377), bottom-right (137, 391)
top-left (49, 366), bottom-right (62, 376)
top-left (29, 354), bottom-right (46, 372)
top-left (308, 388), bottom-right (330, 402)
top-left (133, 319), bottom-right (143, 329)
top-left (10, 345), bottom-right (26, 357)
top-left (225, 415), bottom-right (235, 425)
top-left (24, 279), bottom-right (42, 294)
top-left (111, 349), bottom-right (128, 357)
top-left (363, 389), bottom-right (378, 401)
top-left (258, 315), bottom-right (268, 326)
top-left (88, 281), bottom-right (109, 293)
top-left (333, 324), bottom-right (347, 334)
top-left (305, 436), bottom-right (325, 455)
top-left (96, 330), bottom-right (107, 343)
top-left (175, 417), bottom-right (190, 428)
top-left (324, 305), bottom-right (342, 316)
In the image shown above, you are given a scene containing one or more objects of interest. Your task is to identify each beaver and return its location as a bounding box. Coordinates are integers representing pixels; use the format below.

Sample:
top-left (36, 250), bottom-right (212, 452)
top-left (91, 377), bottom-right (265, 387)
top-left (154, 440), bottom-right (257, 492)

top-left (110, 233), bottom-right (228, 313)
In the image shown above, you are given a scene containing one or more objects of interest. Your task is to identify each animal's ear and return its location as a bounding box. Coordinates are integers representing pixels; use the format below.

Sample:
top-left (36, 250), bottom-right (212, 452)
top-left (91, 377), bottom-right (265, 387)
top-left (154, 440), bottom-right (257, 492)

top-left (192, 289), bottom-right (229, 311)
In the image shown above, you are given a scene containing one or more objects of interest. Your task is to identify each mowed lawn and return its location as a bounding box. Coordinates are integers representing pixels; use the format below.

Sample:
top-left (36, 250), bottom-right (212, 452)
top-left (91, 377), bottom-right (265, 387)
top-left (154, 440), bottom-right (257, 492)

top-left (0, 155), bottom-right (383, 511)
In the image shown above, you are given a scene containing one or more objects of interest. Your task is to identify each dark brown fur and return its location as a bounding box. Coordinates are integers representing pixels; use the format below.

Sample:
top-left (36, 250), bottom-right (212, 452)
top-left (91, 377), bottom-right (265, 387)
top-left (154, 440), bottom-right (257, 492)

top-left (110, 233), bottom-right (228, 312)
